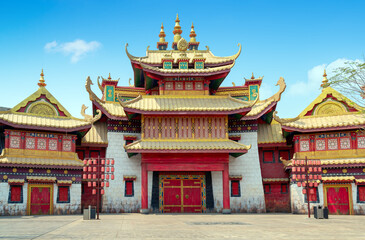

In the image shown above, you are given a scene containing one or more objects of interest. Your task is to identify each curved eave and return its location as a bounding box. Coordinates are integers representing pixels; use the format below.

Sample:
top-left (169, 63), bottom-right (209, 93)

top-left (0, 162), bottom-right (83, 170)
top-left (241, 101), bottom-right (277, 120)
top-left (122, 107), bottom-right (252, 116)
top-left (281, 124), bottom-right (365, 133)
top-left (93, 101), bottom-right (128, 121)
top-left (0, 118), bottom-right (91, 133)
top-left (125, 149), bottom-right (248, 154)
top-left (140, 64), bottom-right (233, 77)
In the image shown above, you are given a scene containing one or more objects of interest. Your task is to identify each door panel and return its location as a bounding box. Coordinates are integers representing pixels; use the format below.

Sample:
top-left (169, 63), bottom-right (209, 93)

top-left (326, 186), bottom-right (350, 215)
top-left (30, 186), bottom-right (51, 215)
top-left (162, 178), bottom-right (202, 213)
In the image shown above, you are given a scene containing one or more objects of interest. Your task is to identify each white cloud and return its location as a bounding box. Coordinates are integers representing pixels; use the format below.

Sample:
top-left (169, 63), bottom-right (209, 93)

top-left (259, 82), bottom-right (274, 100)
top-left (287, 58), bottom-right (354, 96)
top-left (44, 39), bottom-right (101, 63)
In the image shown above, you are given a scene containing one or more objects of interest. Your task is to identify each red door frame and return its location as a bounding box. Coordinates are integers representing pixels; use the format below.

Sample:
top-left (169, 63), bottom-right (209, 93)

top-left (27, 184), bottom-right (53, 215)
top-left (141, 153), bottom-right (230, 213)
top-left (324, 184), bottom-right (353, 215)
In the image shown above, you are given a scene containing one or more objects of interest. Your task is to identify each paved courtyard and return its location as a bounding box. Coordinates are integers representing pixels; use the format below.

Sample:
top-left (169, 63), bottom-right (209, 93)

top-left (0, 213), bottom-right (364, 240)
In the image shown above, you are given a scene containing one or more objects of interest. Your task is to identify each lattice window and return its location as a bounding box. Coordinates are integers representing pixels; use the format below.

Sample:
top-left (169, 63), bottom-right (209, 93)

top-left (300, 140), bottom-right (310, 152)
top-left (328, 138), bottom-right (338, 150)
top-left (357, 137), bottom-right (365, 149)
top-left (10, 136), bottom-right (20, 149)
top-left (264, 184), bottom-right (271, 194)
top-left (340, 137), bottom-right (351, 149)
top-left (281, 183), bottom-right (288, 194)
top-left (25, 137), bottom-right (35, 149)
top-left (305, 187), bottom-right (319, 203)
top-left (263, 150), bottom-right (275, 163)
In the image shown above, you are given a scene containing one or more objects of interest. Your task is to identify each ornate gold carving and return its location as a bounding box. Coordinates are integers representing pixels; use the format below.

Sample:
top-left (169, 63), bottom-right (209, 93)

top-left (29, 102), bottom-right (57, 116)
top-left (323, 169), bottom-right (328, 173)
top-left (64, 170), bottom-right (68, 174)
top-left (273, 111), bottom-right (300, 124)
top-left (273, 77), bottom-right (286, 102)
top-left (12, 168), bottom-right (17, 173)
top-left (177, 38), bottom-right (188, 51)
top-left (315, 101), bottom-right (346, 116)
top-left (342, 169), bottom-right (348, 173)
top-left (97, 76), bottom-right (104, 93)
top-left (80, 104), bottom-right (102, 123)
top-left (29, 169), bottom-right (33, 173)
top-left (3, 175), bottom-right (8, 180)
top-left (85, 77), bottom-right (104, 103)
top-left (279, 157), bottom-right (292, 167)
top-left (47, 169), bottom-right (51, 173)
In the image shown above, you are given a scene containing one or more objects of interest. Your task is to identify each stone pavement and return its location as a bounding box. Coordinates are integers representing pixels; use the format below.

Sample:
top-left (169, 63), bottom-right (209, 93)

top-left (0, 213), bottom-right (364, 240)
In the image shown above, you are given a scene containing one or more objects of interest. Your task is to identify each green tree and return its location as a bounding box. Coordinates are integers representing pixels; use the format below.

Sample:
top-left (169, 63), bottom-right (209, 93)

top-left (329, 60), bottom-right (365, 105)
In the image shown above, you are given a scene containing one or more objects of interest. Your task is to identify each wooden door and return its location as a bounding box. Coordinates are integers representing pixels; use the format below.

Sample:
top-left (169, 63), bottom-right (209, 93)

top-left (29, 185), bottom-right (53, 215)
top-left (326, 185), bottom-right (351, 215)
top-left (162, 179), bottom-right (202, 213)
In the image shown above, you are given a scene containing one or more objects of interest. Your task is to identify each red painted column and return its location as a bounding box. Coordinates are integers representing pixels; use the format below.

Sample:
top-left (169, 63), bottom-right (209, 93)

top-left (141, 162), bottom-right (149, 214)
top-left (222, 163), bottom-right (231, 214)
top-left (4, 130), bottom-right (10, 148)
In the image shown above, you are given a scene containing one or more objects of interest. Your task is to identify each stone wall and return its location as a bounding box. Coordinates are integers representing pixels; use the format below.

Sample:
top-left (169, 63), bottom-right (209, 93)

top-left (103, 132), bottom-right (142, 213)
top-left (352, 183), bottom-right (365, 215)
top-left (53, 183), bottom-right (81, 215)
top-left (0, 182), bottom-right (27, 215)
top-left (228, 132), bottom-right (266, 213)
top-left (290, 183), bottom-right (323, 214)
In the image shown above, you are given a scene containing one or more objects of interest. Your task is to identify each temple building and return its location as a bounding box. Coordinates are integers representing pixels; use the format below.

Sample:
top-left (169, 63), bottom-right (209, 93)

top-left (274, 71), bottom-right (365, 215)
top-left (85, 15), bottom-right (286, 213)
top-left (0, 71), bottom-right (100, 215)
top-left (1, 16), bottom-right (364, 215)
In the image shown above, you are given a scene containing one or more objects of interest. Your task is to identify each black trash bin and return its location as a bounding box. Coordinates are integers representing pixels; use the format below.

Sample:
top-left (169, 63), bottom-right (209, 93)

top-left (83, 206), bottom-right (96, 220)
top-left (314, 206), bottom-right (328, 219)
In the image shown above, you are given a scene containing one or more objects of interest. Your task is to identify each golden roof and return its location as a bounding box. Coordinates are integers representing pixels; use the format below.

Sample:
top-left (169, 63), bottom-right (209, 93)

top-left (95, 99), bottom-right (126, 118)
top-left (82, 121), bottom-right (108, 145)
top-left (355, 179), bottom-right (365, 183)
top-left (120, 95), bottom-right (254, 112)
top-left (8, 179), bottom-right (25, 184)
top-left (57, 180), bottom-right (73, 185)
top-left (322, 176), bottom-right (355, 182)
top-left (125, 43), bottom-right (241, 64)
top-left (140, 62), bottom-right (235, 74)
top-left (278, 113), bottom-right (365, 130)
top-left (27, 176), bottom-right (57, 182)
top-left (0, 112), bottom-right (92, 129)
top-left (243, 77), bottom-right (286, 118)
top-left (125, 139), bottom-right (251, 151)
top-left (321, 158), bottom-right (365, 165)
top-left (262, 178), bottom-right (290, 182)
top-left (275, 87), bottom-right (365, 130)
top-left (258, 120), bottom-right (286, 144)
top-left (0, 156), bottom-right (84, 167)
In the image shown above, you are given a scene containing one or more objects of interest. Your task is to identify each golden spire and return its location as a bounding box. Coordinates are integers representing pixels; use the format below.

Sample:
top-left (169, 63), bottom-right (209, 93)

top-left (38, 69), bottom-right (46, 87)
top-left (251, 72), bottom-right (255, 79)
top-left (159, 23), bottom-right (166, 42)
top-left (173, 14), bottom-right (182, 43)
top-left (321, 69), bottom-right (329, 89)
top-left (108, 73), bottom-right (111, 80)
top-left (189, 22), bottom-right (196, 43)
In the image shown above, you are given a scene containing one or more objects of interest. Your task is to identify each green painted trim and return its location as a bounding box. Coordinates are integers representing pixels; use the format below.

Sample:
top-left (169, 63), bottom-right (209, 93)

top-left (229, 153), bottom-right (244, 158)
top-left (133, 68), bottom-right (144, 88)
top-left (210, 77), bottom-right (226, 90)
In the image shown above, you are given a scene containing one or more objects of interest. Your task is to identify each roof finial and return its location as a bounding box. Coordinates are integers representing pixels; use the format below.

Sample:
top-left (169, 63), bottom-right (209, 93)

top-left (38, 69), bottom-right (46, 87)
top-left (321, 68), bottom-right (329, 89)
top-left (251, 72), bottom-right (255, 79)
top-left (159, 23), bottom-right (166, 42)
top-left (172, 14), bottom-right (182, 49)
top-left (108, 73), bottom-right (111, 80)
top-left (189, 22), bottom-right (196, 43)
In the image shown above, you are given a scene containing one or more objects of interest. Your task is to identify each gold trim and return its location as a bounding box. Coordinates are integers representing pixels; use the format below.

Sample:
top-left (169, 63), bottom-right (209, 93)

top-left (323, 184), bottom-right (353, 215)
top-left (27, 184), bottom-right (54, 215)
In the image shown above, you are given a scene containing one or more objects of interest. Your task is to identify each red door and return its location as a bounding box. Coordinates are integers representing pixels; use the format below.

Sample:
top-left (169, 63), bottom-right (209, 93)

top-left (30, 186), bottom-right (52, 215)
top-left (326, 186), bottom-right (350, 215)
top-left (163, 179), bottom-right (202, 213)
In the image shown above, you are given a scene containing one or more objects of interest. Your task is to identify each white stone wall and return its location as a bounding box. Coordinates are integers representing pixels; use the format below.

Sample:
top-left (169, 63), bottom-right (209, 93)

top-left (53, 183), bottom-right (81, 214)
top-left (211, 171), bottom-right (223, 212)
top-left (103, 132), bottom-right (142, 213)
top-left (290, 183), bottom-right (324, 214)
top-left (352, 183), bottom-right (365, 215)
top-left (0, 182), bottom-right (27, 215)
top-left (228, 132), bottom-right (266, 213)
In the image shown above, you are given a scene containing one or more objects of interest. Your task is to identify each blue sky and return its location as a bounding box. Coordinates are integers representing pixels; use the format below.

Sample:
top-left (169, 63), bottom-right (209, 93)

top-left (0, 0), bottom-right (364, 118)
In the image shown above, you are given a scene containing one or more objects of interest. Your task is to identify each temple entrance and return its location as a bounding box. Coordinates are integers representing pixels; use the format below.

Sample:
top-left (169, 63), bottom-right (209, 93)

top-left (159, 174), bottom-right (205, 213)
top-left (324, 184), bottom-right (352, 215)
top-left (28, 184), bottom-right (53, 215)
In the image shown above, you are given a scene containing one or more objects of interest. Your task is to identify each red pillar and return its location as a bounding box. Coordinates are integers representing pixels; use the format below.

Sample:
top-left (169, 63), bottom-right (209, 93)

top-left (222, 163), bottom-right (231, 214)
top-left (141, 163), bottom-right (149, 214)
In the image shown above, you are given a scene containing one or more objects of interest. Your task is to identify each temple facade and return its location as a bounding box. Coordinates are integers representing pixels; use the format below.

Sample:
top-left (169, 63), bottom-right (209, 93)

top-left (1, 16), bottom-right (364, 215)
